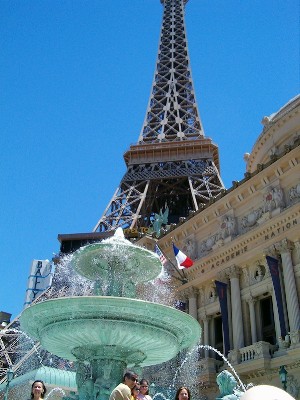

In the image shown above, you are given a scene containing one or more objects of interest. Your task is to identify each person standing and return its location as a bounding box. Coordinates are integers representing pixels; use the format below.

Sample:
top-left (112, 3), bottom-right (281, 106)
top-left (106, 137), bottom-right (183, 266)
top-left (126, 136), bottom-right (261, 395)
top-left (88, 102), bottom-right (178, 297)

top-left (138, 379), bottom-right (152, 400)
top-left (30, 380), bottom-right (47, 400)
top-left (110, 371), bottom-right (138, 400)
top-left (131, 382), bottom-right (141, 400)
top-left (175, 387), bottom-right (190, 400)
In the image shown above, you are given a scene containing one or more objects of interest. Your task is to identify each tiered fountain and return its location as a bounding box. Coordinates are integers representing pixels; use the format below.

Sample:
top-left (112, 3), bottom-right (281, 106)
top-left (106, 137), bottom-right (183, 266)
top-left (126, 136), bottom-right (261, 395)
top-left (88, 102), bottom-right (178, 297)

top-left (20, 229), bottom-right (201, 400)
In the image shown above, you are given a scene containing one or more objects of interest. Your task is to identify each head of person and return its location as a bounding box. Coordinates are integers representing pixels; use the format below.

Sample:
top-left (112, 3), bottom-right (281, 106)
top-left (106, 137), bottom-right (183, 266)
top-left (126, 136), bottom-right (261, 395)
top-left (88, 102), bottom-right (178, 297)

top-left (123, 371), bottom-right (139, 390)
top-left (175, 386), bottom-right (190, 400)
top-left (131, 383), bottom-right (141, 399)
top-left (31, 380), bottom-right (47, 399)
top-left (139, 379), bottom-right (150, 396)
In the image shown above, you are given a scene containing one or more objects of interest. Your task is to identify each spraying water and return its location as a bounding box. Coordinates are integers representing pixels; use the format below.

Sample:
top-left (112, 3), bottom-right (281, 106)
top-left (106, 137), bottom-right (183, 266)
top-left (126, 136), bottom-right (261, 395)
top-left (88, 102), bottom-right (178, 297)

top-left (3, 228), bottom-right (249, 400)
top-left (45, 387), bottom-right (66, 400)
top-left (19, 229), bottom-right (201, 400)
top-left (0, 328), bottom-right (43, 378)
top-left (199, 345), bottom-right (246, 392)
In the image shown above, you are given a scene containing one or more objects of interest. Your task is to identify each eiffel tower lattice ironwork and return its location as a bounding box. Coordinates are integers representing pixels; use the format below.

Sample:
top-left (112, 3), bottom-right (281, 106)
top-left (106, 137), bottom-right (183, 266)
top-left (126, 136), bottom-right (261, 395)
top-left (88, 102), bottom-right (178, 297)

top-left (94, 0), bottom-right (225, 233)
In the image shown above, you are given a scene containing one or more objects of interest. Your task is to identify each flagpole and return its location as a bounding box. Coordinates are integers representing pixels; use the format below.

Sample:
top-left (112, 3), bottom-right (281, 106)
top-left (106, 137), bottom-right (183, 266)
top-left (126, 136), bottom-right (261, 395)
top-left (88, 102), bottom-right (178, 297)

top-left (160, 239), bottom-right (188, 282)
top-left (154, 240), bottom-right (188, 283)
top-left (164, 253), bottom-right (188, 283)
top-left (170, 236), bottom-right (190, 281)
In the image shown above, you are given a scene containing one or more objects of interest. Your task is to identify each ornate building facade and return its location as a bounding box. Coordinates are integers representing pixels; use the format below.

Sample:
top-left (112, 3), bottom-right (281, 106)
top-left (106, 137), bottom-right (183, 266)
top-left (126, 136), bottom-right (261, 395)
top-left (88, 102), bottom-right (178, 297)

top-left (138, 95), bottom-right (300, 399)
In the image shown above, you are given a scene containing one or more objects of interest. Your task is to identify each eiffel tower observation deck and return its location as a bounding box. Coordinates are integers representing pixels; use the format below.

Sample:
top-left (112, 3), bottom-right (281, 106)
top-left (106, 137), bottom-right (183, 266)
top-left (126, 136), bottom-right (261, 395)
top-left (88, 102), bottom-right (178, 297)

top-left (93, 0), bottom-right (224, 234)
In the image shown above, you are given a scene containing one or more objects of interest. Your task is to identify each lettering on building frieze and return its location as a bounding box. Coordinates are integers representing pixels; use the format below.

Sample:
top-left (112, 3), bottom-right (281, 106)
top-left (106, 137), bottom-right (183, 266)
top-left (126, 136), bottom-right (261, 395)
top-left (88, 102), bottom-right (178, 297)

top-left (264, 218), bottom-right (298, 241)
top-left (210, 246), bottom-right (248, 269)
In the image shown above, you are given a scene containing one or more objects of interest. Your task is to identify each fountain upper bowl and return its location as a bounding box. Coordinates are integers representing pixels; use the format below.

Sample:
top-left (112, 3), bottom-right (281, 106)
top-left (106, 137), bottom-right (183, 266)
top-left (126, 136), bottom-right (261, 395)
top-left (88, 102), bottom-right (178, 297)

top-left (20, 296), bottom-right (201, 366)
top-left (71, 240), bottom-right (162, 283)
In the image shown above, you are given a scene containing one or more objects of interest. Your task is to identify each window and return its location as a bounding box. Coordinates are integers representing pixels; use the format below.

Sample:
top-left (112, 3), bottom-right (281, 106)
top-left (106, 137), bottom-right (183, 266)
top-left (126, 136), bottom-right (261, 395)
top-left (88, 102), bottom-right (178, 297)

top-left (260, 296), bottom-right (276, 345)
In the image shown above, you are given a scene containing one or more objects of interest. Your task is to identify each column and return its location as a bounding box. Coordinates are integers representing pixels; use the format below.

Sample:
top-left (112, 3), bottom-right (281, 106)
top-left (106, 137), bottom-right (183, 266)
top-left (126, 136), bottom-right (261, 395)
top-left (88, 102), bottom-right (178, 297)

top-left (226, 279), bottom-right (233, 350)
top-left (276, 239), bottom-right (300, 333)
top-left (187, 287), bottom-right (198, 320)
top-left (269, 285), bottom-right (281, 340)
top-left (197, 311), bottom-right (204, 357)
top-left (228, 265), bottom-right (244, 349)
top-left (247, 296), bottom-right (257, 343)
top-left (197, 289), bottom-right (205, 357)
top-left (203, 315), bottom-right (211, 358)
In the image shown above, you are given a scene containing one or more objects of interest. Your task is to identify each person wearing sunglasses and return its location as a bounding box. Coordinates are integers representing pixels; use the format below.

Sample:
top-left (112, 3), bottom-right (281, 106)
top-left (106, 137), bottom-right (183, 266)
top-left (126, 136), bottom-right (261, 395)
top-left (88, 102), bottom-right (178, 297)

top-left (109, 371), bottom-right (139, 400)
top-left (138, 379), bottom-right (152, 400)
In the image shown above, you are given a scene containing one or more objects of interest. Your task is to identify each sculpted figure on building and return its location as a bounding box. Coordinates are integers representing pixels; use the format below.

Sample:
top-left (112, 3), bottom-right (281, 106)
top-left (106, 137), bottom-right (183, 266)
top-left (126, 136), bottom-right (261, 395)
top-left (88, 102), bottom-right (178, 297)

top-left (263, 186), bottom-right (285, 212)
top-left (289, 183), bottom-right (300, 203)
top-left (241, 208), bottom-right (263, 229)
top-left (220, 215), bottom-right (237, 239)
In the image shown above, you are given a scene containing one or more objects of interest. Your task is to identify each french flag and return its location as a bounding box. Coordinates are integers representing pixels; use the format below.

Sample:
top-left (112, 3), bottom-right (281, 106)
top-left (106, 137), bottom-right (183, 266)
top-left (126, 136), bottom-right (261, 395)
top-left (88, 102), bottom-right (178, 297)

top-left (173, 244), bottom-right (194, 269)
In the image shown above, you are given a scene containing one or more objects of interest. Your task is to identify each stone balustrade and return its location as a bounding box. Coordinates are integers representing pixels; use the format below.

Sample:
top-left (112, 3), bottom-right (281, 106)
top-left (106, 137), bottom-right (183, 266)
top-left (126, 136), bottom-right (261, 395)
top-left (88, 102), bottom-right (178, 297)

top-left (239, 341), bottom-right (278, 363)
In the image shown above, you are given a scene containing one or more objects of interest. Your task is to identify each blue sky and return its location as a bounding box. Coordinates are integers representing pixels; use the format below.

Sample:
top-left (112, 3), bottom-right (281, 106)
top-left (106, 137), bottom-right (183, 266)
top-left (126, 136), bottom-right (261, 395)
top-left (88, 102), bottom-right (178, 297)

top-left (1, 0), bottom-right (299, 319)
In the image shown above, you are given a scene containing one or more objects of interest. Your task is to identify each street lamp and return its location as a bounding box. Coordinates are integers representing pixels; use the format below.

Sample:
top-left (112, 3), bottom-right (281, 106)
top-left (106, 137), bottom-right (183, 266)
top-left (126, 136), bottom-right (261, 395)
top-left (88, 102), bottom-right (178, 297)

top-left (4, 368), bottom-right (14, 400)
top-left (149, 383), bottom-right (156, 397)
top-left (279, 365), bottom-right (288, 391)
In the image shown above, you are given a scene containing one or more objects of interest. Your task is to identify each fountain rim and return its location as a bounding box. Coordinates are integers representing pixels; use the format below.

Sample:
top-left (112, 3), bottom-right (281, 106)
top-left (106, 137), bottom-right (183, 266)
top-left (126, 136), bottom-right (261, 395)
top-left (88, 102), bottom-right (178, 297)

top-left (20, 295), bottom-right (198, 320)
top-left (20, 296), bottom-right (201, 364)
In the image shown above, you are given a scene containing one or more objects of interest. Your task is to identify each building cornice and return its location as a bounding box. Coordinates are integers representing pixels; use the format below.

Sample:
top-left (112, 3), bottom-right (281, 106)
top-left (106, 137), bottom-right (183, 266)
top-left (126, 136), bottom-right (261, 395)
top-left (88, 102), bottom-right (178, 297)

top-left (171, 203), bottom-right (300, 289)
top-left (157, 144), bottom-right (299, 244)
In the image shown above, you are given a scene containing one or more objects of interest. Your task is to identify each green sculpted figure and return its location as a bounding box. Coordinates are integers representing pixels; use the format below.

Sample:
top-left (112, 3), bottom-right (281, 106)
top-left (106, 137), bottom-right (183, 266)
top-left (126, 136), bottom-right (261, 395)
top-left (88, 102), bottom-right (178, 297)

top-left (151, 206), bottom-right (169, 236)
top-left (216, 370), bottom-right (242, 400)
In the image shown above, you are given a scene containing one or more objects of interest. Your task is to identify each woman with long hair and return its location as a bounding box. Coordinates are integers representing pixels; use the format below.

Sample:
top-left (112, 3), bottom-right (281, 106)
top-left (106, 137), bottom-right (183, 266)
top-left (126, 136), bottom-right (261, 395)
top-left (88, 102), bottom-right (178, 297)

top-left (31, 380), bottom-right (47, 400)
top-left (175, 386), bottom-right (190, 400)
top-left (131, 382), bottom-right (141, 400)
top-left (138, 379), bottom-right (152, 400)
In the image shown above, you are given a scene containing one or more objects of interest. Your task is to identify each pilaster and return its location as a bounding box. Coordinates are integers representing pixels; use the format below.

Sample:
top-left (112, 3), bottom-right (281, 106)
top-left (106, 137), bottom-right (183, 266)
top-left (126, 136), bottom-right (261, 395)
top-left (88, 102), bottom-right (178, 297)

top-left (201, 314), bottom-right (211, 358)
top-left (226, 265), bottom-right (244, 349)
top-left (185, 287), bottom-right (198, 320)
top-left (246, 296), bottom-right (257, 343)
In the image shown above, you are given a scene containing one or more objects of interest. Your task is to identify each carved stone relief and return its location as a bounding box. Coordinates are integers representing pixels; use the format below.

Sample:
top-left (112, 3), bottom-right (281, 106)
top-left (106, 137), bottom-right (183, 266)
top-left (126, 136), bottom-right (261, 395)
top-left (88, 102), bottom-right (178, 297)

top-left (289, 183), bottom-right (300, 204)
top-left (242, 267), bottom-right (250, 286)
top-left (252, 262), bottom-right (266, 283)
top-left (263, 185), bottom-right (285, 213)
top-left (205, 284), bottom-right (217, 304)
top-left (241, 207), bottom-right (263, 230)
top-left (198, 234), bottom-right (219, 256)
top-left (182, 237), bottom-right (197, 259)
top-left (219, 215), bottom-right (237, 240)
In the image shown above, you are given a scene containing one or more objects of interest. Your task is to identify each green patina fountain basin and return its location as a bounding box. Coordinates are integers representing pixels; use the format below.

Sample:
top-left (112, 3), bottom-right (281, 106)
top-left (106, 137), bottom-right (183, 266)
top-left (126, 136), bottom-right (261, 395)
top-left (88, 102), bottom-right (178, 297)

top-left (20, 228), bottom-right (201, 400)
top-left (20, 295), bottom-right (200, 366)
top-left (71, 239), bottom-right (162, 283)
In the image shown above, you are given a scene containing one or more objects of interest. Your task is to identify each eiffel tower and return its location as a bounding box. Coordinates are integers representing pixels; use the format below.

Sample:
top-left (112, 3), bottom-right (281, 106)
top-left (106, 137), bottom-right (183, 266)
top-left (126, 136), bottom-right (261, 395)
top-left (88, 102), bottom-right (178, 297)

top-left (93, 0), bottom-right (224, 233)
